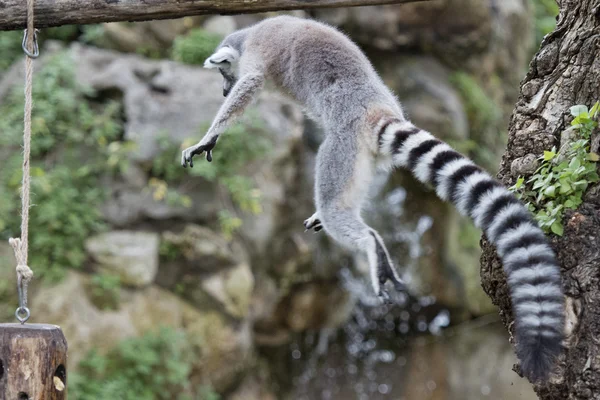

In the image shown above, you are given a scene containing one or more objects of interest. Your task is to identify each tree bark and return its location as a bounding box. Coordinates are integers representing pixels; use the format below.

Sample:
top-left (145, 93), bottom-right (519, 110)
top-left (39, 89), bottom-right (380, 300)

top-left (0, 0), bottom-right (426, 31)
top-left (480, 0), bottom-right (600, 398)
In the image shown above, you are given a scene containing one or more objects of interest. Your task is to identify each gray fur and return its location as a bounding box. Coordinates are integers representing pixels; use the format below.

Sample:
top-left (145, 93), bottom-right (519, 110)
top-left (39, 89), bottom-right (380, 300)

top-left (181, 16), bottom-right (564, 382)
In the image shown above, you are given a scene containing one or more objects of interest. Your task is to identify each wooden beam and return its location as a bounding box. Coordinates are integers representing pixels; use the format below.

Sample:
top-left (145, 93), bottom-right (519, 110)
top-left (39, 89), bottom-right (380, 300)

top-left (0, 0), bottom-right (426, 31)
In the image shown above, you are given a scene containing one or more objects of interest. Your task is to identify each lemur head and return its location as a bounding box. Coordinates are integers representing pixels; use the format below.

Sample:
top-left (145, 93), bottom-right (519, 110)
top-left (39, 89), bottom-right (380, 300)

top-left (204, 45), bottom-right (240, 97)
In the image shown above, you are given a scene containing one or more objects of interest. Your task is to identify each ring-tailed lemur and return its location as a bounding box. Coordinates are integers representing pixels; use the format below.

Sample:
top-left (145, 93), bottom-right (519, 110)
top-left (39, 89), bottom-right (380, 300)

top-left (181, 15), bottom-right (564, 382)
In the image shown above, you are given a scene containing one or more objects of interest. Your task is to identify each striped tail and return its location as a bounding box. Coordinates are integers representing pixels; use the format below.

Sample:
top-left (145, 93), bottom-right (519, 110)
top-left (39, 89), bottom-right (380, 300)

top-left (377, 118), bottom-right (564, 382)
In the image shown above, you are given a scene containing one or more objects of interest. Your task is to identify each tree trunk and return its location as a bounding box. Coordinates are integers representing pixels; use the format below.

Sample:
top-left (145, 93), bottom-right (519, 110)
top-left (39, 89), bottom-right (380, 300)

top-left (480, 0), bottom-right (600, 398)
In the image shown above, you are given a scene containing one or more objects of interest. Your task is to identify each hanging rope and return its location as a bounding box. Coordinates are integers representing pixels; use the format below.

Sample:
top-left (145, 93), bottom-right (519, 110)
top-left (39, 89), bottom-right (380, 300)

top-left (10, 0), bottom-right (37, 324)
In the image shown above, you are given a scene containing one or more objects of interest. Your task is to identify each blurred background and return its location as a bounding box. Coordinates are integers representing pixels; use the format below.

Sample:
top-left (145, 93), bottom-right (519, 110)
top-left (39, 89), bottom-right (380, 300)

top-left (0, 1), bottom-right (560, 399)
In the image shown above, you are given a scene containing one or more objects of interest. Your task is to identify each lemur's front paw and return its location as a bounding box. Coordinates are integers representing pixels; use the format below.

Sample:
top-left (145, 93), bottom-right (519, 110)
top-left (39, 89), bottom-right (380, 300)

top-left (181, 136), bottom-right (219, 168)
top-left (303, 215), bottom-right (323, 233)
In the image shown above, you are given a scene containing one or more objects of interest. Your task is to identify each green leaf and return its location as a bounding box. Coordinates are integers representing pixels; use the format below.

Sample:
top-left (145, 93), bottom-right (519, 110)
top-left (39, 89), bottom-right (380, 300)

top-left (590, 101), bottom-right (600, 118)
top-left (569, 157), bottom-right (581, 169)
top-left (559, 180), bottom-right (572, 194)
top-left (587, 152), bottom-right (600, 162)
top-left (570, 104), bottom-right (589, 117)
top-left (550, 221), bottom-right (564, 236)
top-left (543, 150), bottom-right (556, 161)
top-left (544, 185), bottom-right (556, 197)
top-left (515, 176), bottom-right (524, 189)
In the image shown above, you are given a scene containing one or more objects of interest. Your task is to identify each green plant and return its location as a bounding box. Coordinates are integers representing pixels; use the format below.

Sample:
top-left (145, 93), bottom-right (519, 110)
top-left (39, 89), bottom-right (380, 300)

top-left (171, 29), bottom-right (223, 65)
top-left (450, 72), bottom-right (501, 135)
top-left (88, 273), bottom-right (121, 310)
top-left (0, 31), bottom-right (26, 71)
top-left (152, 113), bottom-right (270, 237)
top-left (159, 239), bottom-right (181, 262)
top-left (449, 72), bottom-right (504, 169)
top-left (0, 27), bottom-right (83, 73)
top-left (187, 114), bottom-right (271, 234)
top-left (218, 210), bottom-right (243, 240)
top-left (0, 51), bottom-right (124, 280)
top-left (533, 0), bottom-right (559, 45)
top-left (510, 102), bottom-right (600, 235)
top-left (80, 25), bottom-right (108, 47)
top-left (70, 327), bottom-right (221, 400)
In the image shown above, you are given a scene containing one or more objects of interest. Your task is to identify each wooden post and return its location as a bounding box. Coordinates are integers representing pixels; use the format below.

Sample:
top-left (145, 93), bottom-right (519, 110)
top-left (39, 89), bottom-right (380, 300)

top-left (0, 324), bottom-right (68, 400)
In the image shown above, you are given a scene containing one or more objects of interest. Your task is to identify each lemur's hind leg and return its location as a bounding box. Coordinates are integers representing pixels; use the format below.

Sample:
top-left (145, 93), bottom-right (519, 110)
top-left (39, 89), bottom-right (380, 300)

top-left (314, 135), bottom-right (405, 298)
top-left (181, 72), bottom-right (265, 167)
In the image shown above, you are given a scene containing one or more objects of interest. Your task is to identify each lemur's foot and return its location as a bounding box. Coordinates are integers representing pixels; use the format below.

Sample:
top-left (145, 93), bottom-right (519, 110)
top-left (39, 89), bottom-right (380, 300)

top-left (371, 232), bottom-right (406, 301)
top-left (378, 288), bottom-right (392, 304)
top-left (303, 214), bottom-right (323, 232)
top-left (181, 135), bottom-right (219, 168)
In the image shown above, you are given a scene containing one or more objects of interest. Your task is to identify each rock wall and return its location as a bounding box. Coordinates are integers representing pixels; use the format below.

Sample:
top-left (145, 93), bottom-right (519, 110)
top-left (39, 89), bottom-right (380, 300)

top-left (0, 2), bottom-right (539, 399)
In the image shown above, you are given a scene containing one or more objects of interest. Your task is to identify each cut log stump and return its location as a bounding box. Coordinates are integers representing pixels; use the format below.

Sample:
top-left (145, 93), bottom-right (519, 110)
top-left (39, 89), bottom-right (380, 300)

top-left (0, 324), bottom-right (67, 400)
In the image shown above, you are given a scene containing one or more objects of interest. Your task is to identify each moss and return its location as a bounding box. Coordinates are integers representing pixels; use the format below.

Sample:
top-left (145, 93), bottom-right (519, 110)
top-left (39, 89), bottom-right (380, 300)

top-left (69, 327), bottom-right (221, 400)
top-left (86, 273), bottom-right (122, 311)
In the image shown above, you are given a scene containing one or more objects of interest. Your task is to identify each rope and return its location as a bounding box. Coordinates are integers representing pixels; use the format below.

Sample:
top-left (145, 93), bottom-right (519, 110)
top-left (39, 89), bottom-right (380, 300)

top-left (10, 0), bottom-right (36, 323)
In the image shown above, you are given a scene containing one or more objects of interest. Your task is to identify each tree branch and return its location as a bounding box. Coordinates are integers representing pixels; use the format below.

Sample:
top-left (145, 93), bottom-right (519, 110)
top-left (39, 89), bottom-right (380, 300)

top-left (0, 0), bottom-right (427, 31)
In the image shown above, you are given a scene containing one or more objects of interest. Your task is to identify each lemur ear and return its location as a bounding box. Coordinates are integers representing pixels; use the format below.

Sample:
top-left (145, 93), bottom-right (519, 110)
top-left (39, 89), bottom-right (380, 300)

top-left (204, 46), bottom-right (241, 69)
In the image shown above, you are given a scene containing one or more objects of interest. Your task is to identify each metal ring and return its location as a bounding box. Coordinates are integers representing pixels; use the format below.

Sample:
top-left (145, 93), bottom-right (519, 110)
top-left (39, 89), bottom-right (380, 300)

top-left (15, 306), bottom-right (30, 324)
top-left (22, 29), bottom-right (39, 59)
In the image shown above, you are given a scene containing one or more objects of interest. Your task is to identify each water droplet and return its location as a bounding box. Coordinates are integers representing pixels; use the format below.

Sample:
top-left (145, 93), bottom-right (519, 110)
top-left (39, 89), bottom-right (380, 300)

top-left (481, 385), bottom-right (491, 396)
top-left (378, 384), bottom-right (390, 394)
top-left (292, 350), bottom-right (301, 359)
top-left (426, 380), bottom-right (437, 391)
top-left (380, 351), bottom-right (395, 363)
top-left (399, 322), bottom-right (409, 334)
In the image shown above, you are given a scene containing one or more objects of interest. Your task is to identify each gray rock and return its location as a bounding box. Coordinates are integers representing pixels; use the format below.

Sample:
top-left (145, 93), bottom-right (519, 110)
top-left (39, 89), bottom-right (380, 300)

top-left (162, 224), bottom-right (244, 269)
top-left (403, 324), bottom-right (537, 400)
top-left (73, 44), bottom-right (223, 162)
top-left (71, 44), bottom-right (307, 238)
top-left (30, 271), bottom-right (253, 391)
top-left (203, 16), bottom-right (237, 37)
top-left (86, 231), bottom-right (160, 287)
top-left (201, 262), bottom-right (254, 319)
top-left (378, 56), bottom-right (469, 142)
